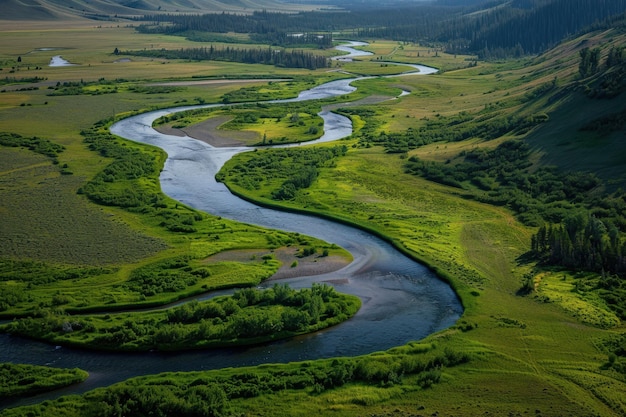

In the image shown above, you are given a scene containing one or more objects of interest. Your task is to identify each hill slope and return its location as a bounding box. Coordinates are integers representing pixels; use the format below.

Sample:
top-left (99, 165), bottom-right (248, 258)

top-left (524, 27), bottom-right (626, 189)
top-left (1, 0), bottom-right (323, 20)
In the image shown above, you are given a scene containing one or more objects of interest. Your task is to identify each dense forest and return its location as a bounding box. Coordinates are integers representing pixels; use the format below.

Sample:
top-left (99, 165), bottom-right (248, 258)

top-left (135, 0), bottom-right (626, 58)
top-left (125, 45), bottom-right (329, 69)
top-left (135, 11), bottom-right (334, 47)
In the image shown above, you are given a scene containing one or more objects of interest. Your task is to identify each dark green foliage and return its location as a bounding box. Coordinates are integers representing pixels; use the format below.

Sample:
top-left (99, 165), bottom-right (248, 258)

top-left (579, 47), bottom-right (602, 78)
top-left (0, 259), bottom-right (114, 285)
top-left (358, 112), bottom-right (548, 154)
top-left (92, 384), bottom-right (228, 417)
top-left (140, 1), bottom-right (626, 58)
top-left (217, 145), bottom-right (347, 201)
top-left (79, 126), bottom-right (201, 233)
top-left (273, 166), bottom-right (318, 200)
top-left (0, 363), bottom-right (88, 398)
top-left (126, 46), bottom-right (329, 70)
top-left (79, 128), bottom-right (160, 208)
top-left (579, 108), bottom-right (626, 135)
top-left (136, 11), bottom-right (333, 48)
top-left (606, 46), bottom-right (625, 68)
top-left (405, 140), bottom-right (626, 230)
top-left (136, 12), bottom-right (332, 49)
top-left (126, 257), bottom-right (199, 296)
top-left (131, 2), bottom-right (626, 60)
top-left (0, 132), bottom-right (64, 159)
top-left (0, 76), bottom-right (46, 85)
top-left (4, 284), bottom-right (360, 351)
top-left (127, 85), bottom-right (182, 95)
top-left (599, 333), bottom-right (626, 375)
top-left (585, 59), bottom-right (626, 99)
top-left (4, 344), bottom-right (470, 416)
top-left (46, 80), bottom-right (118, 96)
top-left (356, 0), bottom-right (626, 58)
top-left (531, 215), bottom-right (626, 316)
top-left (462, 0), bottom-right (626, 58)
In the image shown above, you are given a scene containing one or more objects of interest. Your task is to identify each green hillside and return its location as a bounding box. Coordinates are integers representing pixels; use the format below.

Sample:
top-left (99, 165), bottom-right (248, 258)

top-left (1, 1), bottom-right (626, 416)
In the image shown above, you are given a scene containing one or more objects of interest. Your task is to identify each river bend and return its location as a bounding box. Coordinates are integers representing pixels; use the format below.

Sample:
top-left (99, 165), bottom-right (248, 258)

top-left (0, 42), bottom-right (461, 410)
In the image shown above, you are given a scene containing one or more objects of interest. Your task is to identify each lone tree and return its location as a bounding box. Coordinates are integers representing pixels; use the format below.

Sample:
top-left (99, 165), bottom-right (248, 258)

top-left (113, 47), bottom-right (119, 55)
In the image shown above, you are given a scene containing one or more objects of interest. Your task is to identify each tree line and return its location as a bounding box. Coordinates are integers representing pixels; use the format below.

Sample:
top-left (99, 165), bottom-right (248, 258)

top-left (531, 215), bottom-right (626, 277)
top-left (125, 45), bottom-right (329, 70)
top-left (135, 11), bottom-right (333, 48)
top-left (133, 1), bottom-right (626, 59)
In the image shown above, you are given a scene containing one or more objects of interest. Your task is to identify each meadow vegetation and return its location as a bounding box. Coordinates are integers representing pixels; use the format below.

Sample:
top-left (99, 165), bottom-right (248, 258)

top-left (2, 283), bottom-right (360, 351)
top-left (1, 10), bottom-right (626, 417)
top-left (0, 29), bottom-right (352, 318)
top-left (154, 100), bottom-right (329, 146)
top-left (0, 364), bottom-right (87, 399)
top-left (1, 342), bottom-right (469, 417)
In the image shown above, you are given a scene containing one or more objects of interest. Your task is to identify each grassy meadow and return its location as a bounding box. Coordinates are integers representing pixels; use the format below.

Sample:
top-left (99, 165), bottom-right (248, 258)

top-left (0, 24), bottom-right (352, 318)
top-left (0, 17), bottom-right (625, 417)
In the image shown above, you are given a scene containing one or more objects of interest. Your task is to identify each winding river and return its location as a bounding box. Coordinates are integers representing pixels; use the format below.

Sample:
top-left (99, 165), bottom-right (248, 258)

top-left (1, 42), bottom-right (461, 410)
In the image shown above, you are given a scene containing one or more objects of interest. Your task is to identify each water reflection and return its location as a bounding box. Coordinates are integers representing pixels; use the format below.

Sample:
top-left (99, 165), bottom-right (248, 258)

top-left (1, 42), bottom-right (460, 411)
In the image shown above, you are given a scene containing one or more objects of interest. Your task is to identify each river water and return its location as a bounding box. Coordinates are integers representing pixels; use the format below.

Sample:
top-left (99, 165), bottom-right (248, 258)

top-left (1, 43), bottom-right (461, 411)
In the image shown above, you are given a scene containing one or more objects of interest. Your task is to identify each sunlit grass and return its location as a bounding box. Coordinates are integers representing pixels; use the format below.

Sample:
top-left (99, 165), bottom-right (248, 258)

top-left (1, 20), bottom-right (626, 417)
top-left (537, 271), bottom-right (620, 328)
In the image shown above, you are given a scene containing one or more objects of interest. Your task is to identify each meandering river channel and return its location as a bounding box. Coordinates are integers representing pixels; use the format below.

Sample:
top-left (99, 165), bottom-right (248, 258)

top-left (1, 42), bottom-right (461, 410)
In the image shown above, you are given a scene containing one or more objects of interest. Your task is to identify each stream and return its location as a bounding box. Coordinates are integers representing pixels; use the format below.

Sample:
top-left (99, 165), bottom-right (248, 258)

top-left (0, 42), bottom-right (461, 411)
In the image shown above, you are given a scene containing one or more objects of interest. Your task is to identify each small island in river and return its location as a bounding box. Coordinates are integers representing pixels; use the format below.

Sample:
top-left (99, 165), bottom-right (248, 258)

top-left (2, 283), bottom-right (360, 352)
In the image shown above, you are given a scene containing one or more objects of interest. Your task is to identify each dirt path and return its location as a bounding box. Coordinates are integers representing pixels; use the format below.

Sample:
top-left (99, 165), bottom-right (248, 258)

top-left (155, 115), bottom-right (258, 147)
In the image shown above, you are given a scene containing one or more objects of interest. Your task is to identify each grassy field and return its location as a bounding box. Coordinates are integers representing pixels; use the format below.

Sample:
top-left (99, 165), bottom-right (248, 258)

top-left (1, 18), bottom-right (625, 417)
top-left (215, 30), bottom-right (626, 416)
top-left (0, 26), bottom-right (353, 317)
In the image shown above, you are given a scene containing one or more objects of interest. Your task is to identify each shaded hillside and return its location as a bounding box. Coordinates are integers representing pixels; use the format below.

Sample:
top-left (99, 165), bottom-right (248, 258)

top-left (353, 0), bottom-right (626, 58)
top-left (525, 29), bottom-right (626, 190)
top-left (1, 0), bottom-right (324, 20)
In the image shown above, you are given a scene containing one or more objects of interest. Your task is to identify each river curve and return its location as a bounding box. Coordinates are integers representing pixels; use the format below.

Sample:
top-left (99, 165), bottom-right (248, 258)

top-left (0, 43), bottom-right (461, 411)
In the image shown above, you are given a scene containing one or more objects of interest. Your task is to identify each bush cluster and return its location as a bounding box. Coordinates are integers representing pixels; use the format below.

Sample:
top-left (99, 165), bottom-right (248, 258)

top-left (0, 363), bottom-right (87, 398)
top-left (405, 140), bottom-right (626, 229)
top-left (356, 112), bottom-right (548, 153)
top-left (9, 343), bottom-right (470, 416)
top-left (0, 132), bottom-right (64, 159)
top-left (4, 284), bottom-right (360, 351)
top-left (218, 146), bottom-right (347, 201)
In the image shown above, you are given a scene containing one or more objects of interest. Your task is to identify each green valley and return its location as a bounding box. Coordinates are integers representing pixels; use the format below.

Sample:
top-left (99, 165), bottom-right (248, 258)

top-left (1, 1), bottom-right (625, 416)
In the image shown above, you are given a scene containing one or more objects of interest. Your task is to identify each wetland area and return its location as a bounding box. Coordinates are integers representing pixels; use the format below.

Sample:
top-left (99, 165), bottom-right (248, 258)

top-left (1, 43), bottom-right (462, 410)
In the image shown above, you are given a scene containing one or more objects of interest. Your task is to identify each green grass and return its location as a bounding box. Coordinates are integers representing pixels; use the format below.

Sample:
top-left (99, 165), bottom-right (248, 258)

top-left (0, 363), bottom-right (88, 399)
top-left (525, 91), bottom-right (626, 189)
top-left (0, 148), bottom-right (168, 266)
top-left (0, 130), bottom-right (350, 317)
top-left (0, 342), bottom-right (471, 417)
top-left (213, 33), bottom-right (626, 415)
top-left (155, 100), bottom-right (328, 146)
top-left (2, 284), bottom-right (361, 351)
top-left (1, 21), bottom-right (626, 417)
